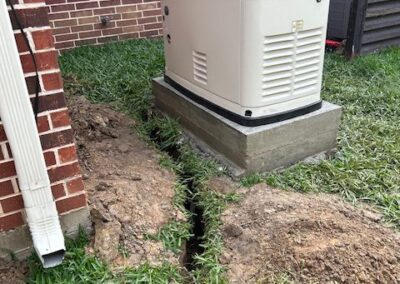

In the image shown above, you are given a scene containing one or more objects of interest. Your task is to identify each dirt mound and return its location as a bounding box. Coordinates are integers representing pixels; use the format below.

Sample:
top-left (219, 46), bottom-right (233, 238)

top-left (0, 260), bottom-right (27, 284)
top-left (68, 96), bottom-right (184, 267)
top-left (219, 182), bottom-right (400, 283)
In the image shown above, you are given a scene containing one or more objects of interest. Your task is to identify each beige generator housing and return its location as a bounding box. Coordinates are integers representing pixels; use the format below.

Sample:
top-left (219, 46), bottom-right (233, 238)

top-left (163, 0), bottom-right (331, 126)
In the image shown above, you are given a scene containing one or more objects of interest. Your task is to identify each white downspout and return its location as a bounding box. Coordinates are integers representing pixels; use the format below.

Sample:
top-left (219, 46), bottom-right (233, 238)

top-left (0, 0), bottom-right (65, 268)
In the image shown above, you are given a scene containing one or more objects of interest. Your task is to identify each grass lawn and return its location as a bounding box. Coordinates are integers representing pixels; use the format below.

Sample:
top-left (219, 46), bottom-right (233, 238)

top-left (27, 39), bottom-right (400, 282)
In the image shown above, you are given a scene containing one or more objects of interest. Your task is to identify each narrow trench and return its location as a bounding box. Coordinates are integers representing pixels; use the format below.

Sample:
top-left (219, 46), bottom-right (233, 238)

top-left (149, 128), bottom-right (206, 271)
top-left (182, 180), bottom-right (205, 271)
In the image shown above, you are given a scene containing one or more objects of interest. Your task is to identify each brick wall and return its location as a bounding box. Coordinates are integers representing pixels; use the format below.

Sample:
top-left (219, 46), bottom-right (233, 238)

top-left (0, 0), bottom-right (87, 233)
top-left (46, 0), bottom-right (163, 52)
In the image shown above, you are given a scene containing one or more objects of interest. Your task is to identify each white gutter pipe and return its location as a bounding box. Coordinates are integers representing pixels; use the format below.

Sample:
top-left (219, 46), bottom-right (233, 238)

top-left (0, 0), bottom-right (65, 268)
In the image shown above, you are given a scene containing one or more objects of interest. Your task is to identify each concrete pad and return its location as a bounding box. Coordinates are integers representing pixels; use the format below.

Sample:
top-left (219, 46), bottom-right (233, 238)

top-left (153, 77), bottom-right (342, 177)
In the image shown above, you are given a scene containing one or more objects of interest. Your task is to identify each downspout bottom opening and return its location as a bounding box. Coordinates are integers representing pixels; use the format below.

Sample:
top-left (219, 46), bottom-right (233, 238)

top-left (40, 249), bottom-right (66, 268)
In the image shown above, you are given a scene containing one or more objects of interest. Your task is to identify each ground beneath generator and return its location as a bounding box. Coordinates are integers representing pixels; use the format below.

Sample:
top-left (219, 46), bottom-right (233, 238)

top-left (68, 95), bottom-right (185, 268)
top-left (213, 178), bottom-right (400, 283)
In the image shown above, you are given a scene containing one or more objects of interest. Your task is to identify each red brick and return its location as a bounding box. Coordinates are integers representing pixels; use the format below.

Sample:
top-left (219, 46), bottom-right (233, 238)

top-left (98, 35), bottom-right (118, 43)
top-left (76, 2), bottom-right (99, 9)
top-left (36, 51), bottom-right (59, 71)
top-left (76, 38), bottom-right (97, 46)
top-left (0, 212), bottom-right (24, 232)
top-left (93, 7), bottom-right (115, 15)
top-left (137, 16), bottom-right (156, 24)
top-left (55, 41), bottom-right (75, 50)
top-left (56, 194), bottom-right (87, 214)
top-left (119, 32), bottom-right (139, 40)
top-left (138, 3), bottom-right (157, 10)
top-left (55, 33), bottom-right (79, 42)
top-left (143, 9), bottom-right (161, 17)
top-left (42, 73), bottom-right (63, 91)
top-left (122, 0), bottom-right (141, 4)
top-left (0, 161), bottom-right (16, 179)
top-left (51, 183), bottom-right (66, 200)
top-left (52, 27), bottom-right (71, 35)
top-left (32, 29), bottom-right (55, 50)
top-left (100, 0), bottom-right (121, 7)
top-left (145, 22), bottom-right (162, 30)
top-left (20, 53), bottom-right (35, 73)
top-left (48, 12), bottom-right (70, 21)
top-left (25, 76), bottom-right (41, 95)
top-left (116, 5), bottom-right (137, 13)
top-left (102, 27), bottom-right (123, 36)
top-left (20, 51), bottom-right (59, 73)
top-left (48, 162), bottom-right (80, 183)
top-left (51, 110), bottom-right (71, 128)
top-left (54, 19), bottom-right (78, 28)
top-left (70, 9), bottom-right (93, 18)
top-left (33, 93), bottom-right (66, 113)
top-left (0, 125), bottom-right (7, 142)
top-left (40, 128), bottom-right (74, 150)
top-left (44, 151), bottom-right (57, 167)
top-left (79, 30), bottom-right (101, 39)
top-left (51, 4), bottom-right (75, 13)
top-left (1, 195), bottom-right (24, 213)
top-left (0, 180), bottom-right (15, 197)
top-left (71, 24), bottom-right (93, 32)
top-left (37, 115), bottom-right (50, 133)
top-left (58, 145), bottom-right (77, 163)
top-left (46, 0), bottom-right (66, 4)
top-left (66, 177), bottom-right (84, 194)
top-left (140, 30), bottom-right (159, 37)
top-left (122, 11), bottom-right (141, 19)
top-left (14, 33), bottom-right (29, 53)
top-left (117, 19), bottom-right (137, 27)
top-left (6, 144), bottom-right (12, 159)
top-left (44, 0), bottom-right (162, 51)
top-left (0, 127), bottom-right (6, 142)
top-left (9, 7), bottom-right (49, 29)
top-left (122, 25), bottom-right (141, 33)
top-left (78, 16), bottom-right (99, 25)
top-left (24, 0), bottom-right (46, 3)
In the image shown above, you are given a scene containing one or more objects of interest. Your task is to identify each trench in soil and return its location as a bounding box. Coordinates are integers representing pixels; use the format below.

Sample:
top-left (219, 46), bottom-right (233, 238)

top-left (181, 179), bottom-right (205, 271)
top-left (149, 129), bottom-right (206, 271)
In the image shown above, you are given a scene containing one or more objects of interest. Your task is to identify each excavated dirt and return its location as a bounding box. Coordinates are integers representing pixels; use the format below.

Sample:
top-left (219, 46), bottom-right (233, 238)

top-left (216, 180), bottom-right (400, 284)
top-left (68, 95), bottom-right (185, 268)
top-left (0, 260), bottom-right (27, 284)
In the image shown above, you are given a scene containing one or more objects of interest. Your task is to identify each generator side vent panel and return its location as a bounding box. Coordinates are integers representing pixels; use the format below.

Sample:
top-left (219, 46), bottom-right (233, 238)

top-left (262, 27), bottom-right (323, 100)
top-left (193, 51), bottom-right (208, 85)
top-left (262, 33), bottom-right (295, 99)
top-left (294, 28), bottom-right (323, 96)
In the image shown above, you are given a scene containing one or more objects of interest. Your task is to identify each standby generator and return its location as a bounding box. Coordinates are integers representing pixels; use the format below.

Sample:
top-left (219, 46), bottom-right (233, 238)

top-left (163, 0), bottom-right (331, 126)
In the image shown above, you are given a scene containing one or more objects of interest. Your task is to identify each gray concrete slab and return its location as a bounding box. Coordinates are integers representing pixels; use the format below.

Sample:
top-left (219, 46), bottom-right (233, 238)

top-left (153, 77), bottom-right (342, 177)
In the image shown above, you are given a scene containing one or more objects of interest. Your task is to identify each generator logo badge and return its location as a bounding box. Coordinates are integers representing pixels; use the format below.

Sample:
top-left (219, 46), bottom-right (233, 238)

top-left (292, 20), bottom-right (304, 32)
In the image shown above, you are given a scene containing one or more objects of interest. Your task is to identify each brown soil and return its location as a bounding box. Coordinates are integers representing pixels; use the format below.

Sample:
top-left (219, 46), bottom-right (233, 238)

top-left (68, 95), bottom-right (185, 268)
top-left (0, 260), bottom-right (27, 284)
top-left (217, 180), bottom-right (400, 284)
